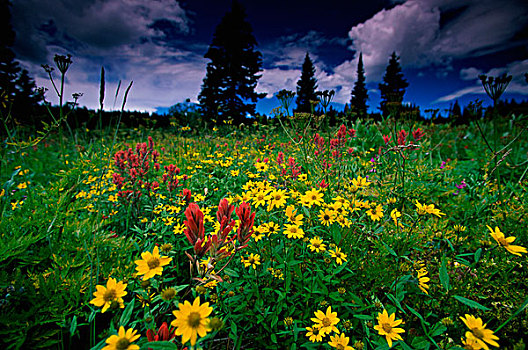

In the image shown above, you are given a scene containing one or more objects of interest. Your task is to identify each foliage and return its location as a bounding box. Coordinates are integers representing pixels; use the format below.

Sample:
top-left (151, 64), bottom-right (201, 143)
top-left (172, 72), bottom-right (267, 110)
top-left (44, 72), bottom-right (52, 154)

top-left (198, 0), bottom-right (265, 125)
top-left (2, 107), bottom-right (528, 349)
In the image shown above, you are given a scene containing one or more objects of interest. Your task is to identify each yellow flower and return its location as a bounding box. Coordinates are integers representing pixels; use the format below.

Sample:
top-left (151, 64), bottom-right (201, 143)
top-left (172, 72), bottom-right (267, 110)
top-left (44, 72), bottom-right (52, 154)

top-left (329, 247), bottom-right (347, 265)
top-left (283, 224), bottom-right (305, 239)
top-left (89, 277), bottom-right (127, 313)
top-left (251, 189), bottom-right (270, 208)
top-left (459, 314), bottom-right (499, 350)
top-left (309, 236), bottom-right (326, 253)
top-left (319, 208), bottom-right (337, 226)
top-left (390, 209), bottom-right (403, 227)
top-left (416, 267), bottom-right (430, 294)
top-left (351, 175), bottom-right (370, 189)
top-left (302, 188), bottom-right (324, 207)
top-left (254, 161), bottom-right (268, 172)
top-left (241, 253), bottom-right (261, 269)
top-left (268, 188), bottom-right (289, 211)
top-left (328, 333), bottom-right (354, 350)
top-left (102, 326), bottom-right (140, 350)
top-left (171, 297), bottom-right (213, 346)
top-left (461, 335), bottom-right (484, 350)
top-left (134, 246), bottom-right (172, 281)
top-left (311, 306), bottom-right (340, 335)
top-left (173, 223), bottom-right (185, 235)
top-left (305, 325), bottom-right (324, 342)
top-left (285, 205), bottom-right (304, 225)
top-left (374, 309), bottom-right (405, 348)
top-left (367, 204), bottom-right (384, 221)
top-left (415, 200), bottom-right (445, 217)
top-left (487, 225), bottom-right (527, 256)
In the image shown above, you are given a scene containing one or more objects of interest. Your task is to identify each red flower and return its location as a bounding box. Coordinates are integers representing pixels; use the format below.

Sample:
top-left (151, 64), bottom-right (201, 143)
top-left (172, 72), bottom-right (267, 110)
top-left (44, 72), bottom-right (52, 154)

top-left (412, 128), bottom-right (424, 142)
top-left (397, 130), bottom-right (408, 146)
top-left (146, 322), bottom-right (175, 344)
top-left (184, 203), bottom-right (210, 257)
top-left (235, 202), bottom-right (255, 247)
top-left (382, 134), bottom-right (392, 145)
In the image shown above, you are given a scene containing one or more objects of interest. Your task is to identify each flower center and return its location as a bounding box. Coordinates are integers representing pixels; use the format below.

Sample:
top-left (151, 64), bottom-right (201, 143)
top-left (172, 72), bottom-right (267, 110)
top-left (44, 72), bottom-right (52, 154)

top-left (382, 322), bottom-right (393, 333)
top-left (275, 195), bottom-right (281, 200)
top-left (322, 317), bottom-right (331, 327)
top-left (115, 338), bottom-right (130, 350)
top-left (497, 237), bottom-right (509, 246)
top-left (324, 215), bottom-right (330, 220)
top-left (471, 327), bottom-right (485, 339)
top-left (147, 257), bottom-right (160, 269)
top-left (188, 312), bottom-right (202, 328)
top-left (311, 195), bottom-right (317, 200)
top-left (103, 288), bottom-right (117, 302)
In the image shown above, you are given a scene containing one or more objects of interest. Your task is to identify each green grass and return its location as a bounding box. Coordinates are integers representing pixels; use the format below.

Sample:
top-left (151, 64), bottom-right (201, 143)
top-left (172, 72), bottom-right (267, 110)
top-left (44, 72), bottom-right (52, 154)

top-left (1, 115), bottom-right (527, 350)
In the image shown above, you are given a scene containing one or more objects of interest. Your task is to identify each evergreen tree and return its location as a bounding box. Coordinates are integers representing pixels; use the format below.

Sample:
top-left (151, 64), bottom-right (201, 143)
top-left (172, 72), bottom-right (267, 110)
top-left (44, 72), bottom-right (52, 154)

top-left (0, 0), bottom-right (42, 126)
top-left (0, 0), bottom-right (20, 101)
top-left (378, 52), bottom-right (409, 117)
top-left (451, 100), bottom-right (462, 118)
top-left (198, 0), bottom-right (264, 125)
top-left (295, 53), bottom-right (318, 114)
top-left (350, 52), bottom-right (368, 118)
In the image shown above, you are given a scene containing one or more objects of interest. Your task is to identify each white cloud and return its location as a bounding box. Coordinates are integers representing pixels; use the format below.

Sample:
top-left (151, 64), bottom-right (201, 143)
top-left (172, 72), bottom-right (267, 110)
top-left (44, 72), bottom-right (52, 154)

top-left (335, 0), bottom-right (528, 83)
top-left (460, 67), bottom-right (483, 81)
top-left (12, 0), bottom-right (203, 112)
top-left (436, 59), bottom-right (528, 102)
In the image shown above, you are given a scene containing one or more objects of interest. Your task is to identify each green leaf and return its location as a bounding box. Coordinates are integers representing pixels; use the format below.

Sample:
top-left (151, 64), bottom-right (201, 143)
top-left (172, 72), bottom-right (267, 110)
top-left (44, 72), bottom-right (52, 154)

top-left (474, 248), bottom-right (482, 263)
top-left (411, 337), bottom-right (431, 349)
top-left (406, 305), bottom-right (429, 325)
top-left (453, 295), bottom-right (490, 311)
top-left (353, 314), bottom-right (372, 320)
top-left (429, 322), bottom-right (447, 337)
top-left (140, 341), bottom-right (179, 350)
top-left (439, 255), bottom-right (450, 292)
top-left (69, 315), bottom-right (77, 336)
top-left (119, 299), bottom-right (135, 326)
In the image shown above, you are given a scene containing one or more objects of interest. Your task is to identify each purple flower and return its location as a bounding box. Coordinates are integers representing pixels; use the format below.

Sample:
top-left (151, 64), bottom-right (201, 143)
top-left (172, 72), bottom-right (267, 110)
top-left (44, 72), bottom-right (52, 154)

top-left (440, 161), bottom-right (446, 169)
top-left (455, 180), bottom-right (467, 189)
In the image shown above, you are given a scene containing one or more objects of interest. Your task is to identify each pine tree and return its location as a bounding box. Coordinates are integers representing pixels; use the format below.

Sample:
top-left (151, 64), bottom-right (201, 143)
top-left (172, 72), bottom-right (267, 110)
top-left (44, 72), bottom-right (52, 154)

top-left (378, 52), bottom-right (409, 117)
top-left (295, 53), bottom-right (318, 114)
top-left (198, 0), bottom-right (264, 125)
top-left (350, 52), bottom-right (368, 118)
top-left (0, 0), bottom-right (20, 101)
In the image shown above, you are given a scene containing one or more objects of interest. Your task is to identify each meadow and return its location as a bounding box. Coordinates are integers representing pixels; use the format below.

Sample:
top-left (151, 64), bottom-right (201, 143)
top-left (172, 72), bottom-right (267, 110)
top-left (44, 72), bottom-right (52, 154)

top-left (1, 107), bottom-right (527, 350)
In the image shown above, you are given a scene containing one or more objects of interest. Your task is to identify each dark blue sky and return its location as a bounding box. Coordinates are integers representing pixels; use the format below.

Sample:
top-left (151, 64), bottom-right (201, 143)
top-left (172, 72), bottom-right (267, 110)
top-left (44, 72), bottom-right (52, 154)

top-left (11, 0), bottom-right (528, 115)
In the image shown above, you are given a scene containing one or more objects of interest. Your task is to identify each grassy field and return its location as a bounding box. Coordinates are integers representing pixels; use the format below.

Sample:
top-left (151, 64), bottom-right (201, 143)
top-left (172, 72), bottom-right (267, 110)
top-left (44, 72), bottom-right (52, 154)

top-left (1, 114), bottom-right (527, 350)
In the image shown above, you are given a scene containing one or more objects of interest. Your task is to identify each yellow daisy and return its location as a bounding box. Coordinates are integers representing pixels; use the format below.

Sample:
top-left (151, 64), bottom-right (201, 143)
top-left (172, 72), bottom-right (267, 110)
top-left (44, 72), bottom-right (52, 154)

top-left (328, 333), bottom-right (354, 350)
top-left (329, 247), bottom-right (347, 265)
top-left (459, 314), bottom-right (499, 350)
top-left (305, 325), bottom-right (324, 342)
top-left (134, 246), bottom-right (172, 281)
top-left (487, 225), bottom-right (527, 256)
top-left (89, 277), bottom-right (127, 313)
top-left (310, 306), bottom-right (340, 335)
top-left (171, 297), bottom-right (213, 346)
top-left (102, 326), bottom-right (140, 350)
top-left (374, 309), bottom-right (405, 348)
top-left (309, 236), bottom-right (326, 253)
